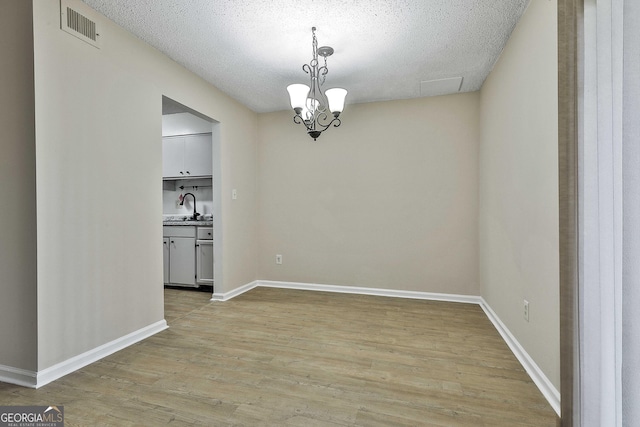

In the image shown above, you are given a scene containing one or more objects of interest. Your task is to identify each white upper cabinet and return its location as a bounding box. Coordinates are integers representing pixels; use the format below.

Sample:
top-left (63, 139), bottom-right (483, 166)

top-left (162, 133), bottom-right (212, 179)
top-left (183, 134), bottom-right (212, 177)
top-left (162, 136), bottom-right (185, 177)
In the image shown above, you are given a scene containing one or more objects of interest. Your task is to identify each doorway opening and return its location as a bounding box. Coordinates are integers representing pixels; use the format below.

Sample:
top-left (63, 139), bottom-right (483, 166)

top-left (161, 96), bottom-right (222, 300)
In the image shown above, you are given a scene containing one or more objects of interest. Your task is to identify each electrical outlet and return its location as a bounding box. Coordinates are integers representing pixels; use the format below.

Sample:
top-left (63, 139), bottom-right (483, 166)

top-left (275, 254), bottom-right (282, 265)
top-left (524, 300), bottom-right (530, 322)
top-left (232, 189), bottom-right (237, 200)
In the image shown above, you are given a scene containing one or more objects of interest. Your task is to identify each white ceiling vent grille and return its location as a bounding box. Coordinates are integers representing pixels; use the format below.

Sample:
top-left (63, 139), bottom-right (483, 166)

top-left (60, 0), bottom-right (100, 48)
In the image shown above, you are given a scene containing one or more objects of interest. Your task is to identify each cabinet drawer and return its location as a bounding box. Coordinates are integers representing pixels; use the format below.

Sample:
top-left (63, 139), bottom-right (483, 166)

top-left (197, 227), bottom-right (213, 240)
top-left (163, 226), bottom-right (196, 238)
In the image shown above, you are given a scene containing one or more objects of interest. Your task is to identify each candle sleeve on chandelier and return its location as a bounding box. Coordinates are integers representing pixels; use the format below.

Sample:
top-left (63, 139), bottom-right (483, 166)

top-left (325, 88), bottom-right (348, 115)
top-left (287, 84), bottom-right (310, 113)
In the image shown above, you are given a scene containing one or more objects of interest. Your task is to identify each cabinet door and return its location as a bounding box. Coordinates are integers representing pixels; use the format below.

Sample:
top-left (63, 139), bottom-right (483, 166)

top-left (163, 238), bottom-right (170, 284)
top-left (196, 241), bottom-right (214, 283)
top-left (168, 237), bottom-right (196, 286)
top-left (183, 134), bottom-right (212, 177)
top-left (162, 136), bottom-right (185, 178)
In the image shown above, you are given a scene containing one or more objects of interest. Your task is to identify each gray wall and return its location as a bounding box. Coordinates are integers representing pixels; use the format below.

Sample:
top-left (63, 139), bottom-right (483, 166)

top-left (32, 0), bottom-right (258, 370)
top-left (0, 0), bottom-right (38, 372)
top-left (478, 0), bottom-right (560, 389)
top-left (257, 94), bottom-right (480, 295)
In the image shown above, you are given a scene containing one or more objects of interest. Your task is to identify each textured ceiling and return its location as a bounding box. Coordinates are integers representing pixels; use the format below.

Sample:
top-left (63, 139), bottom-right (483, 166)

top-left (82, 0), bottom-right (530, 113)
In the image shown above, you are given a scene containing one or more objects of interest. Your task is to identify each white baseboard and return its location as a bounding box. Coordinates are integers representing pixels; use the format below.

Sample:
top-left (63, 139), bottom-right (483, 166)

top-left (479, 299), bottom-right (561, 416)
top-left (257, 280), bottom-right (482, 304)
top-left (0, 364), bottom-right (38, 388)
top-left (210, 281), bottom-right (258, 301)
top-left (218, 279), bottom-right (560, 416)
top-left (35, 319), bottom-right (168, 388)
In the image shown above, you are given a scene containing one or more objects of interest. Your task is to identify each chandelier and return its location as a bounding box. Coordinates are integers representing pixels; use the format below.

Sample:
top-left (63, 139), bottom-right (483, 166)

top-left (287, 27), bottom-right (347, 141)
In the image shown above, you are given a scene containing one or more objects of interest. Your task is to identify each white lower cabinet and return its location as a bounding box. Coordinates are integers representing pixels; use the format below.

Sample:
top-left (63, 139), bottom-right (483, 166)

top-left (169, 237), bottom-right (196, 286)
top-left (163, 237), bottom-right (170, 284)
top-left (197, 241), bottom-right (214, 284)
top-left (163, 226), bottom-right (197, 287)
top-left (163, 225), bottom-right (213, 288)
top-left (196, 227), bottom-right (213, 284)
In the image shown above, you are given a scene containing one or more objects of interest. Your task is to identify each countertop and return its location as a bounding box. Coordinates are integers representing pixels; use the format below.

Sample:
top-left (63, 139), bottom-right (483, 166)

top-left (163, 215), bottom-right (213, 227)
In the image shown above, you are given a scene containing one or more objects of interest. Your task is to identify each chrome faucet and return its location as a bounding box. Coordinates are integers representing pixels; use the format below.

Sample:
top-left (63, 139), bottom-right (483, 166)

top-left (180, 192), bottom-right (200, 220)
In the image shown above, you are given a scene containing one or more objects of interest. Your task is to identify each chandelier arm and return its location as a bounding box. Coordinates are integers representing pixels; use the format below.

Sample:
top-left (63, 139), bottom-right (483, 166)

top-left (293, 113), bottom-right (342, 142)
top-left (314, 110), bottom-right (331, 127)
top-left (293, 114), bottom-right (307, 127)
top-left (293, 114), bottom-right (316, 132)
top-left (316, 117), bottom-right (340, 131)
top-left (309, 112), bottom-right (341, 132)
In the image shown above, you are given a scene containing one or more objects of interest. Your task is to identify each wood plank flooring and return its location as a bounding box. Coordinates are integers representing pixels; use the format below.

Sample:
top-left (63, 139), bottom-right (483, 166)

top-left (0, 287), bottom-right (558, 426)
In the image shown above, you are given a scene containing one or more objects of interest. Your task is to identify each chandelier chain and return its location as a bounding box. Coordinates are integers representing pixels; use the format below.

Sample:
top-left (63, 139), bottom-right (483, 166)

top-left (312, 27), bottom-right (317, 61)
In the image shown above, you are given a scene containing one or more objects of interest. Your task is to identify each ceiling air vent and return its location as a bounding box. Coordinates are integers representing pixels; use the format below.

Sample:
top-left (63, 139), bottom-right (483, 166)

top-left (60, 0), bottom-right (100, 48)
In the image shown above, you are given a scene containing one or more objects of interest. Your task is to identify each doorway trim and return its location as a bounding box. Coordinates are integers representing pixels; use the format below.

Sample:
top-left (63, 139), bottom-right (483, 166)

top-left (557, 0), bottom-right (582, 424)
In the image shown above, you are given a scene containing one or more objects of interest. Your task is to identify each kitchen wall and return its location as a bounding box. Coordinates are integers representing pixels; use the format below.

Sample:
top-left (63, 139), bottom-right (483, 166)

top-left (32, 0), bottom-right (258, 372)
top-left (478, 0), bottom-right (559, 390)
top-left (0, 0), bottom-right (38, 375)
top-left (257, 93), bottom-right (480, 295)
top-left (162, 180), bottom-right (214, 216)
top-left (162, 112), bottom-right (212, 136)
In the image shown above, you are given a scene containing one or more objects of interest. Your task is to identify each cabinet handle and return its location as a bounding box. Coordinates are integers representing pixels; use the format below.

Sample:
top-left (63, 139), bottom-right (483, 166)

top-left (180, 171), bottom-right (184, 175)
top-left (207, 232), bottom-right (211, 236)
top-left (170, 240), bottom-right (174, 244)
top-left (186, 171), bottom-right (191, 175)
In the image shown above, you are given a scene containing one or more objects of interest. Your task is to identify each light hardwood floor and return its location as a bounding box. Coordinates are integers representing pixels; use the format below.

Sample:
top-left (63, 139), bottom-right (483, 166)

top-left (1, 287), bottom-right (558, 426)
